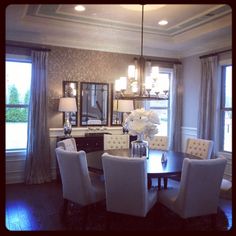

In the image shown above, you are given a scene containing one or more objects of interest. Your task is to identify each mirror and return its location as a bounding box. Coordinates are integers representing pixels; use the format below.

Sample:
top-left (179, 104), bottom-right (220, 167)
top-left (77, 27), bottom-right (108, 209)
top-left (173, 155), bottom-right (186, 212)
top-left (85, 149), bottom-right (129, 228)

top-left (111, 84), bottom-right (122, 126)
top-left (80, 82), bottom-right (109, 126)
top-left (110, 84), bottom-right (134, 126)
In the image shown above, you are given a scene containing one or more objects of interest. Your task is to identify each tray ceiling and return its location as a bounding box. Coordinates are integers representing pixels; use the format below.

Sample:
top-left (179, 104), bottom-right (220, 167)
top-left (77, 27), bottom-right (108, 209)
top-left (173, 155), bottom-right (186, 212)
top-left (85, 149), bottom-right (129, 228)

top-left (6, 4), bottom-right (232, 58)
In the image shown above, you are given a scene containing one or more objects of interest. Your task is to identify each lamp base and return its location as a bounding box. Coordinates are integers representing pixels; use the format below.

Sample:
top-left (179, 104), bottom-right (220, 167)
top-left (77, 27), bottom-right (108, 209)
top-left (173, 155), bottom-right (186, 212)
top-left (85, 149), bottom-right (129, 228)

top-left (63, 119), bottom-right (72, 137)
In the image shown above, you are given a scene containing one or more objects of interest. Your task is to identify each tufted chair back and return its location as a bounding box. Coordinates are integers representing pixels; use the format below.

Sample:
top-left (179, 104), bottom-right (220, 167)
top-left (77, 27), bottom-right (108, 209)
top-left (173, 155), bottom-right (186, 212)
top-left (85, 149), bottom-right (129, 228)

top-left (186, 138), bottom-right (213, 159)
top-left (104, 134), bottom-right (130, 150)
top-left (57, 138), bottom-right (77, 152)
top-left (149, 136), bottom-right (168, 150)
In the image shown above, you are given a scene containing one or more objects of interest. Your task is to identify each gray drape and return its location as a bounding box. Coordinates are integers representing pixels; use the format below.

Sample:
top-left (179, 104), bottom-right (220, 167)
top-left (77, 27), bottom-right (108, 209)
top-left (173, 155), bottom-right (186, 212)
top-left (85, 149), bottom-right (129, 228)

top-left (25, 50), bottom-right (52, 184)
top-left (197, 56), bottom-right (218, 142)
top-left (169, 64), bottom-right (183, 152)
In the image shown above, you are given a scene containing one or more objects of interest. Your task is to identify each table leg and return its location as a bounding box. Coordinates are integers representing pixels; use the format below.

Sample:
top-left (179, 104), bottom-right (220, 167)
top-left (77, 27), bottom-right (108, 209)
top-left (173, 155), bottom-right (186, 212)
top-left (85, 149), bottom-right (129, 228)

top-left (164, 177), bottom-right (168, 189)
top-left (148, 177), bottom-right (152, 189)
top-left (158, 177), bottom-right (161, 190)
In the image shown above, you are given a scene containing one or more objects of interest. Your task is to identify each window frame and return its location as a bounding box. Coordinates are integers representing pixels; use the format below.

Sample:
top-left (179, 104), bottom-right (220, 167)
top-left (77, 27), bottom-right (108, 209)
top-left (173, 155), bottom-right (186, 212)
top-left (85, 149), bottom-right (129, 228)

top-left (144, 69), bottom-right (172, 137)
top-left (219, 64), bottom-right (232, 153)
top-left (5, 56), bottom-right (32, 152)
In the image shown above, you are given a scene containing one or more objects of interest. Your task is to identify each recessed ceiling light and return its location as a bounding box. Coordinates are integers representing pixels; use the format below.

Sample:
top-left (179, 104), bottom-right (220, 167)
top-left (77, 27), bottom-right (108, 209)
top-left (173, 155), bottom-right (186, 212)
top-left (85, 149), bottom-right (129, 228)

top-left (74, 5), bottom-right (86, 12)
top-left (158, 20), bottom-right (168, 26)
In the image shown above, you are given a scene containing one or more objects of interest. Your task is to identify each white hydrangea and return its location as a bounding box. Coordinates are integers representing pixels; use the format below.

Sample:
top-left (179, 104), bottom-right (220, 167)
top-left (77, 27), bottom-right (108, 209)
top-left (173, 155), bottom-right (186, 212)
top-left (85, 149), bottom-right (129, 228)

top-left (125, 108), bottom-right (160, 140)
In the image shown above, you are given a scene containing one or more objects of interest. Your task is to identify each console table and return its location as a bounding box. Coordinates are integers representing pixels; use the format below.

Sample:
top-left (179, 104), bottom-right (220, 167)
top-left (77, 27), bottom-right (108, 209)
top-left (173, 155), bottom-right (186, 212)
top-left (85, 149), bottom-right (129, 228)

top-left (56, 133), bottom-right (137, 152)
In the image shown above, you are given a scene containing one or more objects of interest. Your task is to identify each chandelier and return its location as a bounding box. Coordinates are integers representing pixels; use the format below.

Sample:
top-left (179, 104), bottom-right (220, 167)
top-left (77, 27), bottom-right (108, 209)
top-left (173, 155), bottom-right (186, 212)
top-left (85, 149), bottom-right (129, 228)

top-left (115, 5), bottom-right (160, 100)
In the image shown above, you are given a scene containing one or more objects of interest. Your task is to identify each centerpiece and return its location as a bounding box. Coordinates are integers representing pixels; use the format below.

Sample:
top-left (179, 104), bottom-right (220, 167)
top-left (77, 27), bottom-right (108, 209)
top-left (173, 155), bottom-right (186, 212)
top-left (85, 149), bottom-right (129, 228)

top-left (124, 108), bottom-right (160, 158)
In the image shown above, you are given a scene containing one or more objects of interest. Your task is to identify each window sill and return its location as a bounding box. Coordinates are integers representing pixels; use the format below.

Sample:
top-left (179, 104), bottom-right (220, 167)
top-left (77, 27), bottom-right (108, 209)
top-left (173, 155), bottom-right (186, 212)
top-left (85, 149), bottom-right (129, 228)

top-left (5, 150), bottom-right (26, 157)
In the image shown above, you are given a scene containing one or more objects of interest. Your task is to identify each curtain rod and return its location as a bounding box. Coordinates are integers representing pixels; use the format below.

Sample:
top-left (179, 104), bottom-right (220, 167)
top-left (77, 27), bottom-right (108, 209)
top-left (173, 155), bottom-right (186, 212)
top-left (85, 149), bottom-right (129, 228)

top-left (199, 49), bottom-right (231, 59)
top-left (6, 43), bottom-right (51, 52)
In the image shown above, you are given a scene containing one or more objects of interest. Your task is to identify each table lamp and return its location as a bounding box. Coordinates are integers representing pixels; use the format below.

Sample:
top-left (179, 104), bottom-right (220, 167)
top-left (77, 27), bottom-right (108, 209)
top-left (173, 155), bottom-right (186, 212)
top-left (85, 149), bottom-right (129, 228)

top-left (59, 97), bottom-right (77, 137)
top-left (117, 99), bottom-right (134, 133)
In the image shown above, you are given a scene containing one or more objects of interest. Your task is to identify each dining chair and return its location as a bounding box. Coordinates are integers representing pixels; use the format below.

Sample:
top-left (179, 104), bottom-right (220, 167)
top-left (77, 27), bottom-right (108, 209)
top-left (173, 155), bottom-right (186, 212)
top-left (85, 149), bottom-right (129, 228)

top-left (57, 138), bottom-right (77, 151)
top-left (148, 135), bottom-right (168, 150)
top-left (185, 138), bottom-right (214, 159)
top-left (55, 147), bottom-right (105, 230)
top-left (104, 134), bottom-right (130, 150)
top-left (158, 157), bottom-right (226, 228)
top-left (148, 136), bottom-right (168, 189)
top-left (102, 153), bottom-right (157, 220)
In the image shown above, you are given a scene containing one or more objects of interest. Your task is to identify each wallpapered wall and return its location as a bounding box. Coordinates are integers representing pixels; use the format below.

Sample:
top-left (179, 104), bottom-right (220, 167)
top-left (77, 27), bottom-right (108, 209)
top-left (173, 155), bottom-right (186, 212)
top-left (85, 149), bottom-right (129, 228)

top-left (47, 46), bottom-right (136, 128)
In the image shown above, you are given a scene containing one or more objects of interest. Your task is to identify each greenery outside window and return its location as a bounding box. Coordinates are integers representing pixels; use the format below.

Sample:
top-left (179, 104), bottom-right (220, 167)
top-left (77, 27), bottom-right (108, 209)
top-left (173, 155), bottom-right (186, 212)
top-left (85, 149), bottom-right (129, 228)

top-left (5, 58), bottom-right (32, 151)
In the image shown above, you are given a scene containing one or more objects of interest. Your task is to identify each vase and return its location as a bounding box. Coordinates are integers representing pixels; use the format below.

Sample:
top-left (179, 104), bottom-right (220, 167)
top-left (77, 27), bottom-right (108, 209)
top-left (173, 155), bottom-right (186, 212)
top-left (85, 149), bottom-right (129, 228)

top-left (131, 134), bottom-right (149, 158)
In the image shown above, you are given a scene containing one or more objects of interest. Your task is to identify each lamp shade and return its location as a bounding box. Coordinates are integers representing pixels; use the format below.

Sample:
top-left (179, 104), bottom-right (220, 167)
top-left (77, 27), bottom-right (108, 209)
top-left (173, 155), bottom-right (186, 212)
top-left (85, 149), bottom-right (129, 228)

top-left (117, 100), bottom-right (134, 112)
top-left (59, 97), bottom-right (77, 112)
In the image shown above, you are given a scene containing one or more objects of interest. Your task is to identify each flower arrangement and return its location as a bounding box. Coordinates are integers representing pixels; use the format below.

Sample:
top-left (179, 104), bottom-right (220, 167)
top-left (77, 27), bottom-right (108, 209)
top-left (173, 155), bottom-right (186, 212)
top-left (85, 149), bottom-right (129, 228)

top-left (125, 108), bottom-right (160, 140)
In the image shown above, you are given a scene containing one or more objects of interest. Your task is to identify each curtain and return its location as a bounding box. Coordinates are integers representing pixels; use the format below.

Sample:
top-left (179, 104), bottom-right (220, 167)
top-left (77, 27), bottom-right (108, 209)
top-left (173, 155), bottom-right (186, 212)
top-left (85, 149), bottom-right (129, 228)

top-left (197, 56), bottom-right (219, 153)
top-left (169, 64), bottom-right (183, 152)
top-left (25, 50), bottom-right (52, 184)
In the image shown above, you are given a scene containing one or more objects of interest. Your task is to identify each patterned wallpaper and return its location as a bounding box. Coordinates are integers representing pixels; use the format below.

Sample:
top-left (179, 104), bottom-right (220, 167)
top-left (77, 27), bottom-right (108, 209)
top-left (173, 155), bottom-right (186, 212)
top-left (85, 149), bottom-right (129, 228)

top-left (47, 45), bottom-right (135, 128)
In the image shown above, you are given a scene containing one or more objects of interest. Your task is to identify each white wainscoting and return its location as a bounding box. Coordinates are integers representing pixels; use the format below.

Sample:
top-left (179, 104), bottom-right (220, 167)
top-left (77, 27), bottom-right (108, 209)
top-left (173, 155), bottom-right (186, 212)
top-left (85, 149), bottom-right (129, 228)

top-left (5, 151), bottom-right (26, 184)
top-left (6, 126), bottom-right (231, 183)
top-left (6, 126), bottom-right (123, 184)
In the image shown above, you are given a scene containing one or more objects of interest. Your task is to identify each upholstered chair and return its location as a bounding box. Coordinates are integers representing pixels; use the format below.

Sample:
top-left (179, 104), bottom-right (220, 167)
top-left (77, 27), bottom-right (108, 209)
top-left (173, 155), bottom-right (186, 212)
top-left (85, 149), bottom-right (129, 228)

top-left (55, 148), bottom-right (105, 229)
top-left (57, 138), bottom-right (77, 151)
top-left (148, 136), bottom-right (168, 189)
top-left (104, 134), bottom-right (130, 150)
top-left (57, 137), bottom-right (104, 183)
top-left (185, 138), bottom-right (214, 159)
top-left (102, 153), bottom-right (157, 219)
top-left (149, 136), bottom-right (168, 150)
top-left (158, 157), bottom-right (226, 227)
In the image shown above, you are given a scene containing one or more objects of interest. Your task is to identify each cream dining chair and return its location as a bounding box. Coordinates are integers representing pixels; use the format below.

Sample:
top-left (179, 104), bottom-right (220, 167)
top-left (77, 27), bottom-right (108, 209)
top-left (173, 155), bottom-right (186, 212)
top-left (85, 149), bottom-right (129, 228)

top-left (102, 153), bottom-right (157, 221)
top-left (57, 138), bottom-right (77, 151)
top-left (148, 136), bottom-right (168, 189)
top-left (158, 157), bottom-right (226, 228)
top-left (55, 147), bottom-right (105, 229)
top-left (148, 135), bottom-right (168, 150)
top-left (185, 138), bottom-right (214, 159)
top-left (103, 134), bottom-right (130, 150)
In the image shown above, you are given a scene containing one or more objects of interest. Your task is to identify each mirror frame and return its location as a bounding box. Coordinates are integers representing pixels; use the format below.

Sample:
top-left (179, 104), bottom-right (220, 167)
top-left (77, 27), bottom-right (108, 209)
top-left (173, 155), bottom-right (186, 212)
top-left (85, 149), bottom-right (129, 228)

top-left (63, 81), bottom-right (78, 126)
top-left (110, 83), bottom-right (123, 126)
top-left (80, 82), bottom-right (109, 126)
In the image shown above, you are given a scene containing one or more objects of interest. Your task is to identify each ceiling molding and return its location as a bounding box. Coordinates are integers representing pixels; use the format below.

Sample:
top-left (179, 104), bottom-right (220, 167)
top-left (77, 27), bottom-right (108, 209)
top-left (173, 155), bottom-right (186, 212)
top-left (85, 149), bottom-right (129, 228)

top-left (6, 4), bottom-right (232, 59)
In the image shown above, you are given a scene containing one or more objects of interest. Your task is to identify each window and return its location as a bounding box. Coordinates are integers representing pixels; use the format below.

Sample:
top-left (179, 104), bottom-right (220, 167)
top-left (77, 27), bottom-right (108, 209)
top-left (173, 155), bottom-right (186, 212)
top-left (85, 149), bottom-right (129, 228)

top-left (5, 58), bottom-right (32, 150)
top-left (144, 70), bottom-right (171, 136)
top-left (220, 65), bottom-right (232, 152)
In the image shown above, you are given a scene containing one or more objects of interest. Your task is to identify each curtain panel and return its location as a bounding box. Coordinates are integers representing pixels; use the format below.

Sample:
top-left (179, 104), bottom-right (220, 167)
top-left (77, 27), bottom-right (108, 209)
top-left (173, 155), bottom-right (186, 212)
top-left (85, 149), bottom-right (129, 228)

top-left (197, 56), bottom-right (219, 155)
top-left (25, 50), bottom-right (52, 184)
top-left (169, 64), bottom-right (183, 152)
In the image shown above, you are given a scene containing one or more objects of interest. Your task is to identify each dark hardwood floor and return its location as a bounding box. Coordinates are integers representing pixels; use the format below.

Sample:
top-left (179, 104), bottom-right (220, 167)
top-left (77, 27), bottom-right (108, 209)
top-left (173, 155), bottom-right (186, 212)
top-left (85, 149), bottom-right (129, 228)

top-left (5, 181), bottom-right (232, 231)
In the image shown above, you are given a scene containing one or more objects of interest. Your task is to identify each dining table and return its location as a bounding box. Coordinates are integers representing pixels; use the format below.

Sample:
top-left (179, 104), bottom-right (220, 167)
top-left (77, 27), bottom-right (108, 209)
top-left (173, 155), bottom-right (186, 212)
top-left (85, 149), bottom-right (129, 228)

top-left (86, 149), bottom-right (199, 190)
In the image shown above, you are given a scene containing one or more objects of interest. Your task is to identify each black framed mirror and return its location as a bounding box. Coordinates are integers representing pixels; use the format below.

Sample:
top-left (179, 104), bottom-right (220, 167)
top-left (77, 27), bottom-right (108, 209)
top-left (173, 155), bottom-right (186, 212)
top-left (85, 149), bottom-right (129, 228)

top-left (111, 83), bottom-right (122, 126)
top-left (80, 82), bottom-right (109, 126)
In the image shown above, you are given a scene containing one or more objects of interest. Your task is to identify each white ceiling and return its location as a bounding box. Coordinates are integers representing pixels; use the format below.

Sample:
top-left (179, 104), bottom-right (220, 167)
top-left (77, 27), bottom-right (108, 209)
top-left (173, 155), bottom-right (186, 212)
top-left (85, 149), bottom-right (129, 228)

top-left (6, 4), bottom-right (232, 58)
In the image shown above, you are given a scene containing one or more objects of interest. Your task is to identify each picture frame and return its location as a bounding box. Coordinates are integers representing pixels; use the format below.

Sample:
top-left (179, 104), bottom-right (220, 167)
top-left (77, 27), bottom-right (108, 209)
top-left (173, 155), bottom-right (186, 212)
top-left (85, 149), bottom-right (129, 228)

top-left (63, 81), bottom-right (78, 126)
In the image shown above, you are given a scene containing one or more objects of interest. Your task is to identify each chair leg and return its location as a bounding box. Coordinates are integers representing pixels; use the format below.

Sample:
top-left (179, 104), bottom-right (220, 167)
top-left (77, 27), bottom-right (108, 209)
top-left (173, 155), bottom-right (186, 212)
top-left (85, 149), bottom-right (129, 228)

top-left (82, 205), bottom-right (89, 231)
top-left (211, 213), bottom-right (217, 230)
top-left (105, 211), bottom-right (112, 231)
top-left (60, 199), bottom-right (68, 223)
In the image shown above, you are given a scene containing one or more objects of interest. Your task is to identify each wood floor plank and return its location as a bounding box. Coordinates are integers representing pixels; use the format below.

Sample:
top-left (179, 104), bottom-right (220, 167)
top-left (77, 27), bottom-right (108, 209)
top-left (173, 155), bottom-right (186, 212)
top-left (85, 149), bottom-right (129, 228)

top-left (5, 181), bottom-right (232, 231)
